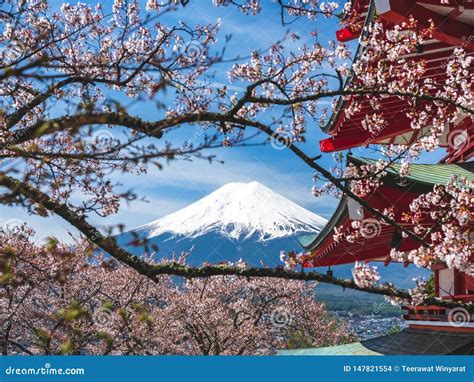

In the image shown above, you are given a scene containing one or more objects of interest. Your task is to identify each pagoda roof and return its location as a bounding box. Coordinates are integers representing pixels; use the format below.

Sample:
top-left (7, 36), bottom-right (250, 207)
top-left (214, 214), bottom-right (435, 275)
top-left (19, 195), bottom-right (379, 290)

top-left (300, 157), bottom-right (474, 266)
top-left (280, 341), bottom-right (381, 356)
top-left (279, 328), bottom-right (474, 355)
top-left (320, 0), bottom-right (474, 158)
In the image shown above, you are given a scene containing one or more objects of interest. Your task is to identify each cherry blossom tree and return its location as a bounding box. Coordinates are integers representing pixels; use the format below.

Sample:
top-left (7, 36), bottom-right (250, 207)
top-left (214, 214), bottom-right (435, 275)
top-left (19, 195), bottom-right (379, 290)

top-left (0, 229), bottom-right (354, 355)
top-left (0, 0), bottom-right (472, 324)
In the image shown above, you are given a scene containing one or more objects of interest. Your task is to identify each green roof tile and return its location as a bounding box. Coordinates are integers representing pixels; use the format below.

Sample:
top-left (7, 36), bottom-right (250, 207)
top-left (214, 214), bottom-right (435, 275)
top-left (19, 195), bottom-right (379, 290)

top-left (354, 157), bottom-right (474, 186)
top-left (297, 234), bottom-right (319, 248)
top-left (302, 158), bottom-right (473, 252)
top-left (279, 342), bottom-right (381, 356)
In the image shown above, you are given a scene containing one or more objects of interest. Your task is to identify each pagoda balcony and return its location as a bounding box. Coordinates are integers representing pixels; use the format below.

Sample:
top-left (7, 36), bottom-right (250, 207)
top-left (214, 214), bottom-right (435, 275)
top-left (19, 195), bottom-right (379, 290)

top-left (401, 305), bottom-right (474, 333)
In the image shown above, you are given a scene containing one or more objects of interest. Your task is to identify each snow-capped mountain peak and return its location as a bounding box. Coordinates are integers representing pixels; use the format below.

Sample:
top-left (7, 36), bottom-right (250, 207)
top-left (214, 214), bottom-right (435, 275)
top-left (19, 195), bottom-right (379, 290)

top-left (135, 181), bottom-right (327, 241)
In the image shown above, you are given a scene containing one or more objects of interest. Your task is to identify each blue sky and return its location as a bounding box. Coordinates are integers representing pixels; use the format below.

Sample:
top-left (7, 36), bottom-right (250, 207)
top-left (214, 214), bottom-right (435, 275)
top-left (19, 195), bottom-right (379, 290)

top-left (1, 1), bottom-right (445, 241)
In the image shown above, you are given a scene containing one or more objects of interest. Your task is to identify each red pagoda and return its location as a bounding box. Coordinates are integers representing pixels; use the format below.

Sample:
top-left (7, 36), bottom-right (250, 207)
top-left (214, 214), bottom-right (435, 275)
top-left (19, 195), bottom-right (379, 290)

top-left (320, 0), bottom-right (473, 163)
top-left (302, 157), bottom-right (474, 331)
top-left (285, 0), bottom-right (474, 354)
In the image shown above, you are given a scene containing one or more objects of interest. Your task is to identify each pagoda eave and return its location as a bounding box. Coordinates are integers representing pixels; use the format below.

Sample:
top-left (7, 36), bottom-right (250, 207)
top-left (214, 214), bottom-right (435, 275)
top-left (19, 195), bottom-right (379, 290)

top-left (302, 158), bottom-right (474, 268)
top-left (320, 0), bottom-right (474, 155)
top-left (379, 0), bottom-right (474, 50)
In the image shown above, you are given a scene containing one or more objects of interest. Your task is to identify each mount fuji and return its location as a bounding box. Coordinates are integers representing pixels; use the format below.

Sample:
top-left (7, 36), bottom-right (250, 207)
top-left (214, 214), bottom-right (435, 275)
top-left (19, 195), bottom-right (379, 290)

top-left (117, 181), bottom-right (327, 266)
top-left (116, 181), bottom-right (429, 313)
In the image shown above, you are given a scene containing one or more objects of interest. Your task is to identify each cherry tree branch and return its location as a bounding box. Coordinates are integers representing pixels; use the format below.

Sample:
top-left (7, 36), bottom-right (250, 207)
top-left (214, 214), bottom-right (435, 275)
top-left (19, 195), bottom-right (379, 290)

top-left (246, 89), bottom-right (474, 116)
top-left (3, 105), bottom-right (430, 246)
top-left (6, 81), bottom-right (472, 148)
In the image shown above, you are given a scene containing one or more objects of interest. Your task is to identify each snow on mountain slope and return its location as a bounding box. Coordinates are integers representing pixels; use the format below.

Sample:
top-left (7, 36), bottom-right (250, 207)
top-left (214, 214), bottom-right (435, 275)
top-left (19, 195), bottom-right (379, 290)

top-left (134, 181), bottom-right (327, 241)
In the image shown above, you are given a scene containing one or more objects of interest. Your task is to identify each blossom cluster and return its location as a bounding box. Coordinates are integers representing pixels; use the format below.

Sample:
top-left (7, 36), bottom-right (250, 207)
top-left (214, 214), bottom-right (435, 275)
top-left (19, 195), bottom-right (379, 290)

top-left (391, 176), bottom-right (473, 275)
top-left (351, 261), bottom-right (381, 288)
top-left (408, 278), bottom-right (429, 305)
